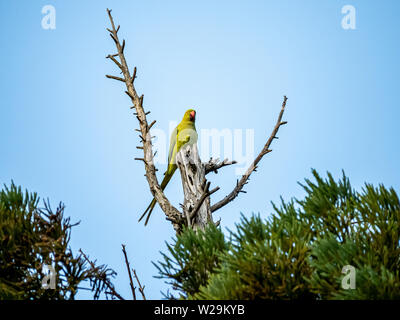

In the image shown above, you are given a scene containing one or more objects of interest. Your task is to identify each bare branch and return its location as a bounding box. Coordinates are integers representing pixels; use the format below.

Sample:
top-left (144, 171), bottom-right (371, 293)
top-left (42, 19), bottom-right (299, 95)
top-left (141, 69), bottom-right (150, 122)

top-left (105, 9), bottom-right (182, 232)
top-left (79, 249), bottom-right (124, 300)
top-left (109, 33), bottom-right (118, 45)
top-left (204, 158), bottom-right (237, 175)
top-left (211, 96), bottom-right (288, 213)
top-left (106, 74), bottom-right (125, 82)
top-left (131, 67), bottom-right (137, 84)
top-left (148, 120), bottom-right (156, 130)
top-left (106, 54), bottom-right (123, 70)
top-left (189, 181), bottom-right (220, 223)
top-left (121, 244), bottom-right (136, 300)
top-left (132, 269), bottom-right (146, 300)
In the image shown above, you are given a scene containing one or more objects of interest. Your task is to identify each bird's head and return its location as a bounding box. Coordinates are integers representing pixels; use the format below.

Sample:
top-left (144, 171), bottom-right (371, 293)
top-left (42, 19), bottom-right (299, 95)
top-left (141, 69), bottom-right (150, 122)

top-left (183, 109), bottom-right (196, 122)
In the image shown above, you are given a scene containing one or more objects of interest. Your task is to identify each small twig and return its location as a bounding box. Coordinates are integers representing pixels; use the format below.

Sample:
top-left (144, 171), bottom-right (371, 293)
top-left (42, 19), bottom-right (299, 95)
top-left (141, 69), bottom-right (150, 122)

top-left (132, 269), bottom-right (146, 300)
top-left (109, 33), bottom-right (118, 45)
top-left (106, 74), bottom-right (125, 82)
top-left (121, 39), bottom-right (126, 53)
top-left (131, 67), bottom-right (137, 84)
top-left (106, 54), bottom-right (123, 70)
top-left (121, 244), bottom-right (136, 300)
top-left (148, 120), bottom-right (156, 131)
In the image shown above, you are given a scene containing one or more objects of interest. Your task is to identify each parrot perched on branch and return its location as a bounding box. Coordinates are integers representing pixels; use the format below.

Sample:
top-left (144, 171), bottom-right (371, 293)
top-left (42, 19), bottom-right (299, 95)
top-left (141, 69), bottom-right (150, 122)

top-left (139, 109), bottom-right (198, 225)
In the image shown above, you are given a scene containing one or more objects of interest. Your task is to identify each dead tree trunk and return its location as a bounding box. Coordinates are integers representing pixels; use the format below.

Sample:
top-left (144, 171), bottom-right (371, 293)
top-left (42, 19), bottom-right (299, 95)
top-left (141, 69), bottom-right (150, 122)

top-left (176, 144), bottom-right (212, 230)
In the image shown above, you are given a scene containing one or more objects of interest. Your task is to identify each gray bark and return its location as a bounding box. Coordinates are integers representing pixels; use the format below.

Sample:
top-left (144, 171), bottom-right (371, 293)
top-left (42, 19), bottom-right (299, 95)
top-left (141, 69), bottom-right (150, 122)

top-left (176, 143), bottom-right (212, 230)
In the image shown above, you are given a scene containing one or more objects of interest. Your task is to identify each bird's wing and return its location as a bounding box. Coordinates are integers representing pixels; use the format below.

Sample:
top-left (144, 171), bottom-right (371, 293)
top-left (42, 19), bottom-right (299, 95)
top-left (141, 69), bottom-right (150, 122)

top-left (167, 125), bottom-right (178, 167)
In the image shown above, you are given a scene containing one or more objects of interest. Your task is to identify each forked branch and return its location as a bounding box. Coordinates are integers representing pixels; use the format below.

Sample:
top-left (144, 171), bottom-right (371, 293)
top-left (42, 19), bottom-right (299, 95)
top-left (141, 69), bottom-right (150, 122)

top-left (121, 244), bottom-right (146, 300)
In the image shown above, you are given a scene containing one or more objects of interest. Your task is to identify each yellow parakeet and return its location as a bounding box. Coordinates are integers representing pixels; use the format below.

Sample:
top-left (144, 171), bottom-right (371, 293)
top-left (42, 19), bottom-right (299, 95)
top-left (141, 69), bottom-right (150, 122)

top-left (138, 109), bottom-right (198, 225)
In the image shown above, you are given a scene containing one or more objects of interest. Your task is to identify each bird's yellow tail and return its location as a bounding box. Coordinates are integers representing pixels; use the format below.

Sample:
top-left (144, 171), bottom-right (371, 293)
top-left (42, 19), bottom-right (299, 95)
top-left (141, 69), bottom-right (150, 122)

top-left (138, 168), bottom-right (176, 226)
top-left (138, 198), bottom-right (157, 226)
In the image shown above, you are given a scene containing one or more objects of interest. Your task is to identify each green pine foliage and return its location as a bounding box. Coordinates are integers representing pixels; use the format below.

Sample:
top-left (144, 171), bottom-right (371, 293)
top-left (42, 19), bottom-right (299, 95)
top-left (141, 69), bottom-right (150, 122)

top-left (0, 182), bottom-right (117, 300)
top-left (155, 170), bottom-right (400, 299)
top-left (153, 223), bottom-right (229, 299)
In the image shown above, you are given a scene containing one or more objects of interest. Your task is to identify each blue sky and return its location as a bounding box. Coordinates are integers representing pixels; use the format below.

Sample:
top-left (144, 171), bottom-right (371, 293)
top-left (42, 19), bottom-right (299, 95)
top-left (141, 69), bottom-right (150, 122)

top-left (1, 0), bottom-right (399, 299)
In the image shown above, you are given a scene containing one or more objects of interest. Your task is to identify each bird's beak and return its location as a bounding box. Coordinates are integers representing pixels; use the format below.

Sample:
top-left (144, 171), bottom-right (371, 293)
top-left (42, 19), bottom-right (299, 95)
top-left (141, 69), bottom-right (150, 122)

top-left (190, 111), bottom-right (196, 121)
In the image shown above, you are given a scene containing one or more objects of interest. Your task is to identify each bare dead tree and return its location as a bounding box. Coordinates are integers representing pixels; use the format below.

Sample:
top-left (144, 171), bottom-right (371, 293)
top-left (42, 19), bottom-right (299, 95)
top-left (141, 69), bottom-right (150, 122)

top-left (175, 143), bottom-right (220, 230)
top-left (105, 9), bottom-right (289, 234)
